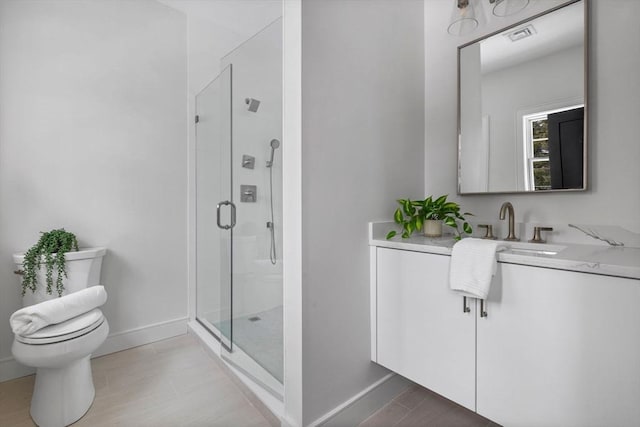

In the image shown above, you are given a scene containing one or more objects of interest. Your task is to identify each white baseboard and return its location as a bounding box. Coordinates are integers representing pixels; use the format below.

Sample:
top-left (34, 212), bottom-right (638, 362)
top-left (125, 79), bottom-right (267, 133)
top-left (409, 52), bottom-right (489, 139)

top-left (309, 372), bottom-right (411, 427)
top-left (94, 316), bottom-right (188, 357)
top-left (0, 316), bottom-right (188, 383)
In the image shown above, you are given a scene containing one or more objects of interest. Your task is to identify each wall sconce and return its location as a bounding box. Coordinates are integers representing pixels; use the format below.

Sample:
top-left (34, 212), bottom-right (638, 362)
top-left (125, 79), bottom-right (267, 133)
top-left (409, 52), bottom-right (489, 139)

top-left (448, 0), bottom-right (531, 36)
top-left (447, 0), bottom-right (479, 36)
top-left (489, 0), bottom-right (530, 17)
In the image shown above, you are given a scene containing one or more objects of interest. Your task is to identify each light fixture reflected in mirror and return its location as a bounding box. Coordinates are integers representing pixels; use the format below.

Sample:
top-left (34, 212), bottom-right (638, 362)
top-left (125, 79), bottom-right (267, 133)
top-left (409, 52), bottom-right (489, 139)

top-left (448, 0), bottom-right (479, 36)
top-left (490, 0), bottom-right (530, 17)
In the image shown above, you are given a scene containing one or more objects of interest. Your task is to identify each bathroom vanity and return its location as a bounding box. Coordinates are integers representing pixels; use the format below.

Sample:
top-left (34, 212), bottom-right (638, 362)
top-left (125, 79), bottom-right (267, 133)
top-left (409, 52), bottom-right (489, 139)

top-left (369, 223), bottom-right (640, 427)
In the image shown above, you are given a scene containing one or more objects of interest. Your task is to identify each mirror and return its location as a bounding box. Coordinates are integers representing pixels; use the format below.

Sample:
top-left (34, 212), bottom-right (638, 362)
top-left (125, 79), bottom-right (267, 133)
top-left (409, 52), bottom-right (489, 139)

top-left (458, 0), bottom-right (587, 194)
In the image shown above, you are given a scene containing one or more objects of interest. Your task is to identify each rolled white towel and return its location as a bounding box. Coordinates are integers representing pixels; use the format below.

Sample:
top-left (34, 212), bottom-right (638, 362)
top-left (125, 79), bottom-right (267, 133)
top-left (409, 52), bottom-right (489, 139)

top-left (10, 286), bottom-right (107, 336)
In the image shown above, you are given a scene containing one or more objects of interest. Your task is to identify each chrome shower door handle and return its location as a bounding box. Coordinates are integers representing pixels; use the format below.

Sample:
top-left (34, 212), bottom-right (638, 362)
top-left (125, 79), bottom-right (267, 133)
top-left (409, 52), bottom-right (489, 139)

top-left (216, 200), bottom-right (236, 230)
top-left (463, 296), bottom-right (471, 313)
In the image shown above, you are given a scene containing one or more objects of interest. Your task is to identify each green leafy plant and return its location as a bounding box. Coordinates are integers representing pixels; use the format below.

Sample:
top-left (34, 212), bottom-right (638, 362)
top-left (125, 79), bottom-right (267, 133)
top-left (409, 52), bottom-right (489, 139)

top-left (386, 195), bottom-right (473, 240)
top-left (22, 229), bottom-right (79, 297)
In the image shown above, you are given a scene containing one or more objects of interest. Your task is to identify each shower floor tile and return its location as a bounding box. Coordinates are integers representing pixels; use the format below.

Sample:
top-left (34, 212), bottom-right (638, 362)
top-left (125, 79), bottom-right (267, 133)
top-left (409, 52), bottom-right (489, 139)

top-left (215, 305), bottom-right (283, 383)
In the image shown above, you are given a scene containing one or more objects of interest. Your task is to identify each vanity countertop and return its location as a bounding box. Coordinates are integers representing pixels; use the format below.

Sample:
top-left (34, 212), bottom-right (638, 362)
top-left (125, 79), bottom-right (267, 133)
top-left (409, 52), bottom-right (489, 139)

top-left (369, 222), bottom-right (640, 280)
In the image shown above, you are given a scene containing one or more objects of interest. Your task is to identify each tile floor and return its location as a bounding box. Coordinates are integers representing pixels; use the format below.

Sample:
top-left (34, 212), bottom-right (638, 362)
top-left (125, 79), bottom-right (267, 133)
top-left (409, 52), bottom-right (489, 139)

top-left (0, 333), bottom-right (277, 427)
top-left (1, 334), bottom-right (499, 427)
top-left (358, 384), bottom-right (499, 427)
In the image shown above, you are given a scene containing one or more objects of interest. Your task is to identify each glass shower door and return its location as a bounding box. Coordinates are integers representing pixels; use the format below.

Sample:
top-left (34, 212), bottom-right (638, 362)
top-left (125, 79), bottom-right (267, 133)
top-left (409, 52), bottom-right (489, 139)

top-left (195, 18), bottom-right (283, 399)
top-left (195, 65), bottom-right (234, 350)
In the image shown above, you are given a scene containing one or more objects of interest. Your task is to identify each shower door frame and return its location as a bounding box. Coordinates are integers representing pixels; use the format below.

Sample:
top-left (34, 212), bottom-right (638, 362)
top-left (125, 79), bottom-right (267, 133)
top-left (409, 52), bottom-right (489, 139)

top-left (194, 64), bottom-right (234, 354)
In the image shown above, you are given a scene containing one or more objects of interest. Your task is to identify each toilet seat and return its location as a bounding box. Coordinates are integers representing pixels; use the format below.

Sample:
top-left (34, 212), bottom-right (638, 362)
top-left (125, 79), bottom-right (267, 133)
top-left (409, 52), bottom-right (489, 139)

top-left (15, 308), bottom-right (105, 345)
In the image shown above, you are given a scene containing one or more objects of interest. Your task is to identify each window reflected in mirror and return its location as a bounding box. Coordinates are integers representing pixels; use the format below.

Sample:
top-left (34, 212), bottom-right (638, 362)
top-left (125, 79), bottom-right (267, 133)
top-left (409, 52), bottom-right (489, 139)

top-left (523, 105), bottom-right (584, 191)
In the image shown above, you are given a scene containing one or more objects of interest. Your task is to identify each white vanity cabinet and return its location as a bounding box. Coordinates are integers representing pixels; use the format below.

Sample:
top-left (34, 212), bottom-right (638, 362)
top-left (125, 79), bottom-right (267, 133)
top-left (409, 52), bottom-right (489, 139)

top-left (371, 245), bottom-right (640, 426)
top-left (477, 263), bottom-right (640, 427)
top-left (373, 247), bottom-right (476, 410)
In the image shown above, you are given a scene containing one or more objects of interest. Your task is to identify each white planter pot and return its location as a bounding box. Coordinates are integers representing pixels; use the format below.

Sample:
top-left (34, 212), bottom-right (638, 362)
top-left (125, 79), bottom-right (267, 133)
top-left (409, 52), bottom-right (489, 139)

top-left (423, 220), bottom-right (443, 237)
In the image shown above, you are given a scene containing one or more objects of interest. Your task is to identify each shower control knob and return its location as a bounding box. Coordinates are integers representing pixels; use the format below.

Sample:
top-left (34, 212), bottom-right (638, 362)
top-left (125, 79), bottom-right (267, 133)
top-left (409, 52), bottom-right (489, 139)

top-left (240, 185), bottom-right (257, 202)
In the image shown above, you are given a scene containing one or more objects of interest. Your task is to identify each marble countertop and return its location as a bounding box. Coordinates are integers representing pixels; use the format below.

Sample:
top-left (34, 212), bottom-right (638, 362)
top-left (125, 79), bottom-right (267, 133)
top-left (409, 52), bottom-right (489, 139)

top-left (369, 222), bottom-right (640, 280)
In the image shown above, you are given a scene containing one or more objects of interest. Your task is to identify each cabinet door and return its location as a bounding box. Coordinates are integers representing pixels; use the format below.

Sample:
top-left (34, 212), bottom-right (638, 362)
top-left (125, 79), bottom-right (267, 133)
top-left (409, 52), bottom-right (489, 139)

top-left (477, 263), bottom-right (640, 426)
top-left (376, 248), bottom-right (476, 410)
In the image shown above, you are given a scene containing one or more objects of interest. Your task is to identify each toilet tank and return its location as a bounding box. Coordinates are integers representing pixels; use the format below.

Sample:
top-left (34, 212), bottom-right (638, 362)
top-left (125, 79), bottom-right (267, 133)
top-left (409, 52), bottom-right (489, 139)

top-left (13, 247), bottom-right (107, 307)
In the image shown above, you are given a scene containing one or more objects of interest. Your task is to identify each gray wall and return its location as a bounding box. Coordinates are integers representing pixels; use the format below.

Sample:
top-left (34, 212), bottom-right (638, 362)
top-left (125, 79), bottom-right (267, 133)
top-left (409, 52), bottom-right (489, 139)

top-left (0, 0), bottom-right (187, 374)
top-left (425, 0), bottom-right (640, 231)
top-left (301, 0), bottom-right (424, 424)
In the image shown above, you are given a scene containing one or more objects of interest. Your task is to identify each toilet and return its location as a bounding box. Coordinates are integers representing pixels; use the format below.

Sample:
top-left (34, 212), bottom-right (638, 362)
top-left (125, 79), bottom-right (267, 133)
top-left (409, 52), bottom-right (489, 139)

top-left (11, 247), bottom-right (108, 427)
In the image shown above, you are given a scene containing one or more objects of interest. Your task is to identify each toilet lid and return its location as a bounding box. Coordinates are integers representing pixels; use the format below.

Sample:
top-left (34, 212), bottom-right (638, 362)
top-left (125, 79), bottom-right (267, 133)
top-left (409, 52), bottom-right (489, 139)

top-left (16, 308), bottom-right (105, 345)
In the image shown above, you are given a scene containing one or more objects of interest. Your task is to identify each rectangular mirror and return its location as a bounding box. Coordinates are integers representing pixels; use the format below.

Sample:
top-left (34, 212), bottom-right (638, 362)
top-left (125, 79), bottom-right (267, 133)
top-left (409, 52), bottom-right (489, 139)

top-left (458, 0), bottom-right (587, 194)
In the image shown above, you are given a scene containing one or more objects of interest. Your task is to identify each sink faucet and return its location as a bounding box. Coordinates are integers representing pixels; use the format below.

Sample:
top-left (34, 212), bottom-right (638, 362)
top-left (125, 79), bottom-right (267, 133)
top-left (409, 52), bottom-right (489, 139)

top-left (499, 202), bottom-right (519, 241)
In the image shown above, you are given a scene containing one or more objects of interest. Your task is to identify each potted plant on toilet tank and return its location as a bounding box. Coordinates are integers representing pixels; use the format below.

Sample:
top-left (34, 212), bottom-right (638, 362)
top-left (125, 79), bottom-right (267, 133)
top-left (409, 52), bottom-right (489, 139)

top-left (387, 195), bottom-right (472, 240)
top-left (20, 228), bottom-right (79, 297)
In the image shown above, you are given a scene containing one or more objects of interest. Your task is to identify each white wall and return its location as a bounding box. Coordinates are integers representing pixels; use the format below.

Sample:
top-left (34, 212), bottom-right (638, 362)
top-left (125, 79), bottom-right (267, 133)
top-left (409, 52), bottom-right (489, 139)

top-left (300, 0), bottom-right (425, 424)
top-left (282, 1), bottom-right (303, 424)
top-left (0, 0), bottom-right (188, 375)
top-left (425, 0), bottom-right (640, 232)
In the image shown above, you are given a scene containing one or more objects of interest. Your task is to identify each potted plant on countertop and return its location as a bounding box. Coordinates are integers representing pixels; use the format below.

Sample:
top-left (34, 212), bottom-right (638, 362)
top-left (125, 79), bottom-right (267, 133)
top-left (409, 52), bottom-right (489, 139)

top-left (386, 194), bottom-right (473, 240)
top-left (21, 228), bottom-right (79, 297)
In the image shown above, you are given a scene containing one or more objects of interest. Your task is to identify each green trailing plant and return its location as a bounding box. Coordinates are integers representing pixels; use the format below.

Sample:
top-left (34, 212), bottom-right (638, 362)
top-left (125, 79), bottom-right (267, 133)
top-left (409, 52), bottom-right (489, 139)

top-left (22, 229), bottom-right (79, 297)
top-left (386, 195), bottom-right (473, 240)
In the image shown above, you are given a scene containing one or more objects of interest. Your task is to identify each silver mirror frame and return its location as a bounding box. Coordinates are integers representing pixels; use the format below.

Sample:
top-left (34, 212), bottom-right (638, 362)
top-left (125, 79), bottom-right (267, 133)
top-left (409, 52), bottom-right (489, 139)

top-left (457, 0), bottom-right (589, 195)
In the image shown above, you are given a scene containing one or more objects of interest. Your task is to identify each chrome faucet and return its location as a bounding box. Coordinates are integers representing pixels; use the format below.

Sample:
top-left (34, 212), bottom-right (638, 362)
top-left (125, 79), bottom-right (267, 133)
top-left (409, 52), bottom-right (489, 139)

top-left (499, 202), bottom-right (519, 241)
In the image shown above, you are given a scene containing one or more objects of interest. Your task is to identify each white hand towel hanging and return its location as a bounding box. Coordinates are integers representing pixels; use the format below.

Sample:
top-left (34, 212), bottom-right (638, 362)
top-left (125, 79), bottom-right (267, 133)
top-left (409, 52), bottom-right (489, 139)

top-left (449, 238), bottom-right (504, 299)
top-left (10, 286), bottom-right (107, 336)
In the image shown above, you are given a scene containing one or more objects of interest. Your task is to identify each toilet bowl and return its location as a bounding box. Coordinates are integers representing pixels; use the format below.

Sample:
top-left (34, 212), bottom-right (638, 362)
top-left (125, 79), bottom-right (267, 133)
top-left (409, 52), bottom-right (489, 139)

top-left (11, 247), bottom-right (108, 427)
top-left (12, 310), bottom-right (109, 427)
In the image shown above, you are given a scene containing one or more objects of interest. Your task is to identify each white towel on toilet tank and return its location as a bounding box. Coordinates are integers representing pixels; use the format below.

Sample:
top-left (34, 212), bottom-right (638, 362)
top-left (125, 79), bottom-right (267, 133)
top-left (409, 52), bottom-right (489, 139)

top-left (449, 238), bottom-right (504, 299)
top-left (10, 286), bottom-right (107, 336)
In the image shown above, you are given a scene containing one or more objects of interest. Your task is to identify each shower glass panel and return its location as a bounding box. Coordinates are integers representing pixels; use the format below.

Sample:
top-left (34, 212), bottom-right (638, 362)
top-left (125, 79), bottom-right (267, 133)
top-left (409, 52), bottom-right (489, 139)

top-left (221, 18), bottom-right (283, 391)
top-left (195, 18), bottom-right (282, 398)
top-left (195, 65), bottom-right (233, 350)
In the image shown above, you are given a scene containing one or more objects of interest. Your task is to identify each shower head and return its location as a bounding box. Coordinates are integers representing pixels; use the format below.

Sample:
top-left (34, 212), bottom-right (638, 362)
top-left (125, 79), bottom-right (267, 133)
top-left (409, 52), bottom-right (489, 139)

top-left (245, 98), bottom-right (260, 112)
top-left (267, 139), bottom-right (280, 168)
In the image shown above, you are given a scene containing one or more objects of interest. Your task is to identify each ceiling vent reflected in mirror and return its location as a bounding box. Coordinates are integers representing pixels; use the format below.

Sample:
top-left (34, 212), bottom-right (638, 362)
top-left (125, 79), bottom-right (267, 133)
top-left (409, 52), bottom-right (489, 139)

top-left (505, 24), bottom-right (536, 42)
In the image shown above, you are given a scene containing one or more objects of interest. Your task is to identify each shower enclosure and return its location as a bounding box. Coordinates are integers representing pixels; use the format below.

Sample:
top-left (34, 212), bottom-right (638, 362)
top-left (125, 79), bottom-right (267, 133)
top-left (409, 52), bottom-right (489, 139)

top-left (195, 19), bottom-right (283, 398)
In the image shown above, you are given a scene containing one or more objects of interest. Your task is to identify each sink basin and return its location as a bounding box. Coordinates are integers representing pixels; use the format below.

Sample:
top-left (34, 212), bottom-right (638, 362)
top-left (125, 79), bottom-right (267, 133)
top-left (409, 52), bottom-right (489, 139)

top-left (504, 242), bottom-right (567, 256)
